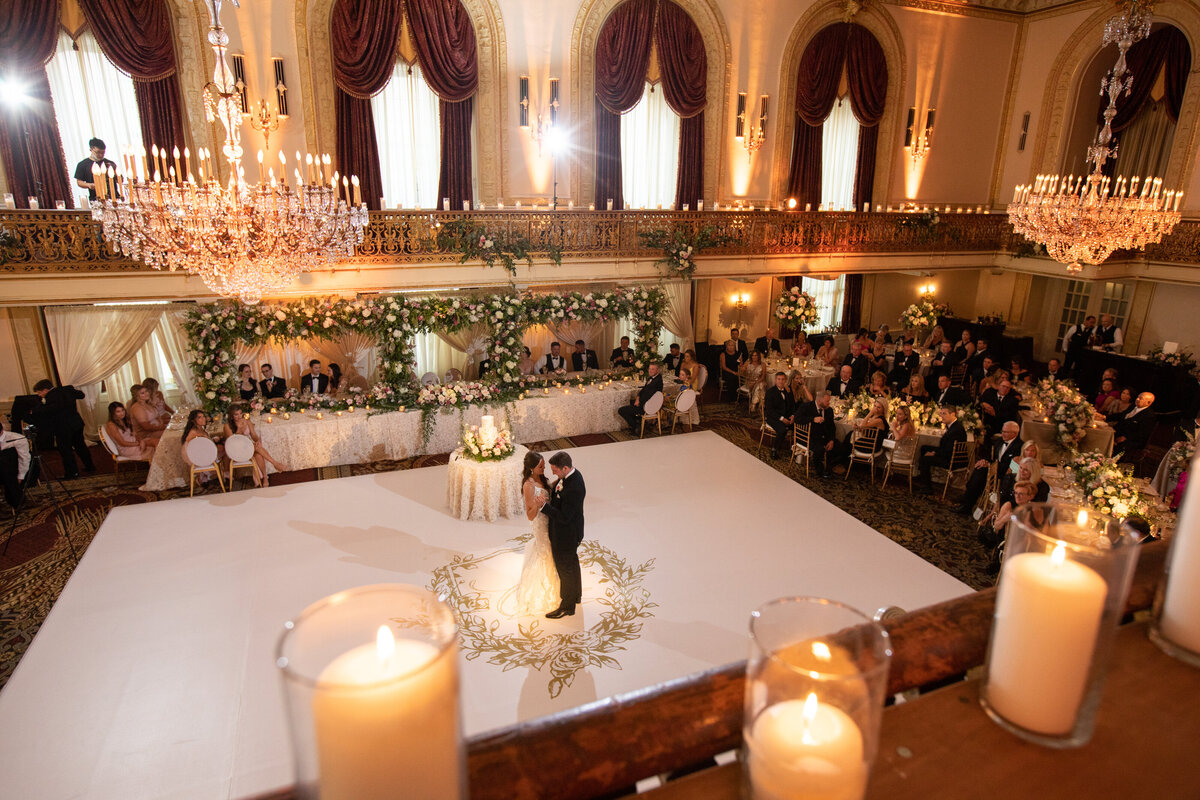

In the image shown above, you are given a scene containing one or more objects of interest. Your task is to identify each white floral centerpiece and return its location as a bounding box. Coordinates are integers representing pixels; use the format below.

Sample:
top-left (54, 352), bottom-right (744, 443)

top-left (774, 286), bottom-right (820, 330)
top-left (1148, 344), bottom-right (1196, 369)
top-left (1065, 450), bottom-right (1154, 522)
top-left (460, 415), bottom-right (515, 462)
top-left (899, 299), bottom-right (951, 331)
top-left (836, 391), bottom-right (984, 439)
top-left (418, 380), bottom-right (500, 407)
top-left (1025, 378), bottom-right (1096, 450)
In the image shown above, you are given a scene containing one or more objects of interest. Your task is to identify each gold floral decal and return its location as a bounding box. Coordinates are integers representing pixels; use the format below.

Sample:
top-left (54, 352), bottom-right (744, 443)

top-left (429, 536), bottom-right (657, 698)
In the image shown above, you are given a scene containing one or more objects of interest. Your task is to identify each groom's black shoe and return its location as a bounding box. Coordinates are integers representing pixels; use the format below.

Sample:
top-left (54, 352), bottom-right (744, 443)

top-left (546, 606), bottom-right (575, 619)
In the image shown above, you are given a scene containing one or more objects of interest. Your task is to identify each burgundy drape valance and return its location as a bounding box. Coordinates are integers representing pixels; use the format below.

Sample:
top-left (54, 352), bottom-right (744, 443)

top-left (1098, 25), bottom-right (1191, 133)
top-left (786, 23), bottom-right (888, 209)
top-left (0, 0), bottom-right (73, 209)
top-left (77, 0), bottom-right (187, 159)
top-left (407, 0), bottom-right (478, 208)
top-left (655, 0), bottom-right (706, 209)
top-left (331, 0), bottom-right (403, 211)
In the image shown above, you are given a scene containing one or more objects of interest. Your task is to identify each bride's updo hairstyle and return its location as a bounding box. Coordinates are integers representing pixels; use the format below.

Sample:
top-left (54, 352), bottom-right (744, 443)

top-left (522, 451), bottom-right (544, 485)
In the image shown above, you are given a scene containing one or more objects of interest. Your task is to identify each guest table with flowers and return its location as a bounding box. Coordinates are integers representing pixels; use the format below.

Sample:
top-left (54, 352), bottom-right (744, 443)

top-left (1019, 378), bottom-right (1114, 463)
top-left (446, 416), bottom-right (526, 521)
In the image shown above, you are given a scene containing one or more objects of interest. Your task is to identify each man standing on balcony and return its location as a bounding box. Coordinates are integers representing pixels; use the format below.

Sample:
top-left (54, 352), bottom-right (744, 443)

top-left (73, 138), bottom-right (117, 202)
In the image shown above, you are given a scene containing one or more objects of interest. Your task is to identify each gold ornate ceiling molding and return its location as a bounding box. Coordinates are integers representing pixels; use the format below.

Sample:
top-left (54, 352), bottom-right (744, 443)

top-left (569, 0), bottom-right (732, 205)
top-left (296, 0), bottom-right (509, 203)
top-left (770, 2), bottom-right (906, 206)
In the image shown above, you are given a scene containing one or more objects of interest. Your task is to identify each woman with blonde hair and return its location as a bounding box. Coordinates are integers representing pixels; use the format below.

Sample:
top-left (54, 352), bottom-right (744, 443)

top-left (900, 372), bottom-right (928, 402)
top-left (922, 325), bottom-right (945, 351)
top-left (142, 376), bottom-right (174, 424)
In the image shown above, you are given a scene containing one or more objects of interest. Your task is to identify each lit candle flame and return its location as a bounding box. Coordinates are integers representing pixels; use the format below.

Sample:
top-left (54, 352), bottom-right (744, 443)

top-left (376, 625), bottom-right (395, 663)
top-left (1051, 541), bottom-right (1067, 565)
top-left (1076, 509), bottom-right (1089, 527)
top-left (801, 691), bottom-right (819, 744)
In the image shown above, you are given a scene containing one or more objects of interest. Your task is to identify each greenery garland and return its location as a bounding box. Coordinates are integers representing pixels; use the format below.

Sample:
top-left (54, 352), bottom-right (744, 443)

top-left (637, 224), bottom-right (733, 277)
top-left (436, 218), bottom-right (563, 277)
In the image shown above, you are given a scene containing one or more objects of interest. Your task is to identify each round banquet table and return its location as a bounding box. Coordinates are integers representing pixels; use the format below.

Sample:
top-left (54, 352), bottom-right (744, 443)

top-left (446, 444), bottom-right (528, 521)
top-left (764, 357), bottom-right (836, 398)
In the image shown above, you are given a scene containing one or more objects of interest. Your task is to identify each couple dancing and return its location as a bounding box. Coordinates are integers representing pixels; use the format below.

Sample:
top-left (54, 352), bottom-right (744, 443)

top-left (516, 450), bottom-right (585, 619)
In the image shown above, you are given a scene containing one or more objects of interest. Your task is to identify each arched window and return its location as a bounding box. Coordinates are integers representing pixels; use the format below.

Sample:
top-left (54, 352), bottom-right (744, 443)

top-left (621, 82), bottom-right (680, 208)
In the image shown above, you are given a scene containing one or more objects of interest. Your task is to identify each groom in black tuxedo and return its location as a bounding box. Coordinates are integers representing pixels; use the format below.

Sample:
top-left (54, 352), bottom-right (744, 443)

top-left (539, 451), bottom-right (586, 618)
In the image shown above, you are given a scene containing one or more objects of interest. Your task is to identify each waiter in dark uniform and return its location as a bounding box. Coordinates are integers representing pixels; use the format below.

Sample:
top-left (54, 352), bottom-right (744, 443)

top-left (74, 138), bottom-right (118, 201)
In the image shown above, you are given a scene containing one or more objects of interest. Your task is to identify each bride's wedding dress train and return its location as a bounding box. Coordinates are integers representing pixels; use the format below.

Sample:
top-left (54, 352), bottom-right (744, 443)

top-left (516, 486), bottom-right (560, 615)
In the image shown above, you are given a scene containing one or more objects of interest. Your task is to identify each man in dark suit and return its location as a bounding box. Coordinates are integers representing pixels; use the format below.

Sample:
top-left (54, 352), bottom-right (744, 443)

top-left (1062, 314), bottom-right (1096, 375)
top-left (541, 342), bottom-right (567, 373)
top-left (919, 407), bottom-right (968, 488)
top-left (259, 363), bottom-right (287, 399)
top-left (826, 365), bottom-right (861, 398)
top-left (798, 390), bottom-right (836, 477)
top-left (662, 343), bottom-right (684, 376)
top-left (888, 340), bottom-right (922, 386)
top-left (299, 360), bottom-right (330, 394)
top-left (931, 374), bottom-right (968, 407)
top-left (970, 355), bottom-right (997, 388)
top-left (956, 420), bottom-right (1022, 514)
top-left (754, 328), bottom-right (783, 356)
top-left (926, 340), bottom-right (960, 392)
top-left (610, 336), bottom-right (635, 369)
top-left (617, 363), bottom-right (664, 433)
top-left (1113, 392), bottom-right (1157, 457)
top-left (979, 378), bottom-right (1020, 435)
top-left (571, 340), bottom-right (600, 371)
top-left (728, 329), bottom-right (749, 362)
top-left (538, 451), bottom-right (586, 618)
top-left (31, 379), bottom-right (95, 479)
top-left (842, 341), bottom-right (871, 384)
top-left (763, 372), bottom-right (796, 459)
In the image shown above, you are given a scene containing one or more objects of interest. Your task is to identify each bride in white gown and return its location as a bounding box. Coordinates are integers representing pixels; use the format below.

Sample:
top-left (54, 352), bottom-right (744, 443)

top-left (516, 451), bottom-right (560, 615)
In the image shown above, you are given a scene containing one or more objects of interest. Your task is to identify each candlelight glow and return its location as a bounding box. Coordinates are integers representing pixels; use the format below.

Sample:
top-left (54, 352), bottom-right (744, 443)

top-left (1051, 541), bottom-right (1067, 565)
top-left (1076, 509), bottom-right (1089, 527)
top-left (811, 641), bottom-right (832, 662)
top-left (376, 625), bottom-right (395, 662)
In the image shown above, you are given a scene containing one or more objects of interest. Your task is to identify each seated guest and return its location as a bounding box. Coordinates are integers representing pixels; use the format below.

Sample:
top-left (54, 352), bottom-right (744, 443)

top-left (1105, 386), bottom-right (1133, 418)
top-left (128, 384), bottom-right (165, 447)
top-left (835, 398), bottom-right (889, 467)
top-left (853, 328), bottom-right (872, 351)
top-left (867, 370), bottom-right (890, 398)
top-left (971, 355), bottom-right (998, 389)
top-left (329, 363), bottom-right (343, 394)
top-left (106, 401), bottom-right (155, 461)
top-left (679, 349), bottom-right (701, 388)
top-left (571, 340), bottom-right (600, 371)
top-left (142, 377), bottom-right (173, 424)
top-left (922, 325), bottom-right (945, 351)
top-left (931, 374), bottom-right (968, 407)
top-left (1101, 366), bottom-right (1120, 385)
top-left (792, 338), bottom-right (813, 359)
top-left (979, 480), bottom-right (1038, 552)
top-left (610, 336), bottom-right (635, 369)
top-left (826, 365), bottom-right (861, 398)
top-left (1113, 391), bottom-right (1156, 456)
top-left (541, 342), bottom-right (567, 373)
top-left (223, 403), bottom-right (287, 487)
top-left (1044, 357), bottom-right (1065, 382)
top-left (1019, 441), bottom-right (1040, 463)
top-left (754, 328), bottom-right (783, 356)
top-left (798, 390), bottom-right (836, 477)
top-left (967, 338), bottom-right (990, 371)
top-left (1094, 378), bottom-right (1120, 414)
top-left (477, 357), bottom-right (491, 377)
top-left (299, 359), bottom-right (329, 394)
top-left (815, 336), bottom-right (839, 367)
top-left (891, 404), bottom-right (917, 442)
top-left (741, 351), bottom-right (768, 413)
top-left (617, 363), bottom-right (664, 434)
top-left (0, 421), bottom-right (28, 507)
top-left (926, 340), bottom-right (960, 390)
top-left (663, 343), bottom-right (684, 376)
top-left (719, 340), bottom-right (742, 397)
top-left (180, 410), bottom-right (224, 475)
top-left (953, 329), bottom-right (973, 359)
top-left (919, 407), bottom-right (967, 488)
top-left (979, 378), bottom-right (1021, 435)
top-left (842, 341), bottom-right (871, 384)
top-left (790, 372), bottom-right (814, 405)
top-left (763, 372), bottom-right (796, 460)
top-left (875, 324), bottom-right (893, 345)
top-left (238, 364), bottom-right (259, 400)
top-left (519, 347), bottom-right (537, 376)
top-left (996, 456), bottom-right (1049, 508)
top-left (900, 372), bottom-right (929, 403)
top-left (727, 328), bottom-right (750, 362)
top-left (956, 420), bottom-right (1022, 514)
top-left (1008, 357), bottom-right (1030, 385)
top-left (888, 340), bottom-right (921, 386)
top-left (976, 362), bottom-right (1007, 397)
top-left (867, 338), bottom-right (889, 373)
top-left (259, 363), bottom-right (287, 399)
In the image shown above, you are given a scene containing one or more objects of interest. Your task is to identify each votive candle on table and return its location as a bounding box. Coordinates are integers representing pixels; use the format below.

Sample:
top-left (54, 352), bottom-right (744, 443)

top-left (1153, 451), bottom-right (1200, 663)
top-left (747, 692), bottom-right (865, 800)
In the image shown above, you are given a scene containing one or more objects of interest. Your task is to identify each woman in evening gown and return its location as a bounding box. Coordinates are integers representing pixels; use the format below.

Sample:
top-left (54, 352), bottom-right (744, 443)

top-left (516, 450), bottom-right (560, 615)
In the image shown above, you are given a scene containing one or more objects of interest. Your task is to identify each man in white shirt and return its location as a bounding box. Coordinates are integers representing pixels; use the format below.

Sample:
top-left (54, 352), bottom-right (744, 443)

top-left (541, 342), bottom-right (566, 374)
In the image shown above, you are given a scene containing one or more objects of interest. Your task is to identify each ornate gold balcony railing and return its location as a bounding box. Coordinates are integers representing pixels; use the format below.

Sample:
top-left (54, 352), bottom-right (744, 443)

top-left (0, 208), bottom-right (1196, 274)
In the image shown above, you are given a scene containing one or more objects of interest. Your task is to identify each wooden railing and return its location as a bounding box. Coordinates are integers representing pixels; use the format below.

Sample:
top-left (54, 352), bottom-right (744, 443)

top-left (1, 208), bottom-right (1197, 273)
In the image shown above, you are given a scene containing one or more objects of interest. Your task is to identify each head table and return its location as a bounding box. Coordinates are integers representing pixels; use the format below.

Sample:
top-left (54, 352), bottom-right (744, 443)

top-left (140, 382), bottom-right (640, 491)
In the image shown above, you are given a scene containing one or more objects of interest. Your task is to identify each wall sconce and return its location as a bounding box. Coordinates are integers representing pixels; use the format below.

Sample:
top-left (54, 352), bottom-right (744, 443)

top-left (231, 54), bottom-right (249, 115)
top-left (736, 92), bottom-right (768, 159)
top-left (918, 282), bottom-right (937, 298)
top-left (731, 291), bottom-right (751, 309)
top-left (250, 99), bottom-right (281, 149)
top-left (272, 57), bottom-right (289, 119)
top-left (519, 76), bottom-right (560, 156)
top-left (906, 107), bottom-right (935, 162)
top-left (1017, 111), bottom-right (1030, 152)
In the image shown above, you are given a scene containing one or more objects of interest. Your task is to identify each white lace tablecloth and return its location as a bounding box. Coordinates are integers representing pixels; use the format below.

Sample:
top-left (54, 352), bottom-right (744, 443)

top-left (445, 445), bottom-right (527, 521)
top-left (141, 385), bottom-right (634, 490)
top-left (764, 359), bottom-right (836, 397)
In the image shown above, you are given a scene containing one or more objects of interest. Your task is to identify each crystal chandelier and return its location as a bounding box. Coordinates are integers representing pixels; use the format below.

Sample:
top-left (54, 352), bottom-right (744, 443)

top-left (1008, 0), bottom-right (1181, 274)
top-left (89, 0), bottom-right (368, 303)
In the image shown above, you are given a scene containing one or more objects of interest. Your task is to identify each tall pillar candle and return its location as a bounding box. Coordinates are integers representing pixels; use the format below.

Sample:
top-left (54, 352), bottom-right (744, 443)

top-left (1156, 452), bottom-right (1200, 657)
top-left (985, 543), bottom-right (1106, 735)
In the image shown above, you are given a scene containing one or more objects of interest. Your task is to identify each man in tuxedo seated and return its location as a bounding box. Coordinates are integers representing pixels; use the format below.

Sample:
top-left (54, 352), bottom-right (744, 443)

top-left (1112, 391), bottom-right (1156, 457)
top-left (956, 420), bottom-right (1022, 514)
top-left (826, 365), bottom-right (860, 398)
top-left (763, 372), bottom-right (796, 459)
top-left (931, 374), bottom-right (968, 407)
top-left (610, 336), bottom-right (635, 369)
top-left (541, 342), bottom-right (567, 373)
top-left (754, 328), bottom-right (783, 356)
top-left (571, 340), bottom-right (599, 371)
top-left (663, 343), bottom-right (683, 376)
top-left (727, 328), bottom-right (749, 362)
top-left (842, 341), bottom-right (870, 384)
top-left (979, 378), bottom-right (1020, 435)
top-left (617, 363), bottom-right (664, 434)
top-left (965, 338), bottom-right (989, 374)
top-left (919, 407), bottom-right (967, 489)
top-left (299, 360), bottom-right (329, 394)
top-left (1044, 358), bottom-right (1064, 381)
top-left (926, 340), bottom-right (960, 392)
top-left (31, 379), bottom-right (95, 479)
top-left (797, 390), bottom-right (836, 477)
top-left (888, 340), bottom-right (921, 386)
top-left (970, 355), bottom-right (997, 389)
top-left (259, 363), bottom-right (287, 399)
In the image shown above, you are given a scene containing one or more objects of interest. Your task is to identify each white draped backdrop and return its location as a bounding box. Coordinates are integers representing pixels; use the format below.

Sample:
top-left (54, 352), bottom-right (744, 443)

top-left (621, 82), bottom-right (680, 210)
top-left (821, 97), bottom-right (860, 212)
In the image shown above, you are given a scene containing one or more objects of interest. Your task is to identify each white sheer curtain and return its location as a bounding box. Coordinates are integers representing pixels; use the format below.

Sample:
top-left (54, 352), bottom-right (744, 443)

top-left (621, 82), bottom-right (679, 209)
top-left (371, 60), bottom-right (442, 209)
top-left (100, 329), bottom-right (177, 409)
top-left (45, 29), bottom-right (141, 202)
top-left (820, 97), bottom-right (860, 211)
top-left (309, 333), bottom-right (379, 390)
top-left (660, 280), bottom-right (693, 350)
top-left (1111, 99), bottom-right (1175, 185)
top-left (436, 323), bottom-right (491, 379)
top-left (802, 276), bottom-right (845, 330)
top-left (411, 332), bottom-right (465, 380)
top-left (159, 309), bottom-right (199, 406)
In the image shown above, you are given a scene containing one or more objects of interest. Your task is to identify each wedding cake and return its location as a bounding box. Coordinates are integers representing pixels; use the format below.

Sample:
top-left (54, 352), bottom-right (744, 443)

top-left (461, 415), bottom-right (514, 462)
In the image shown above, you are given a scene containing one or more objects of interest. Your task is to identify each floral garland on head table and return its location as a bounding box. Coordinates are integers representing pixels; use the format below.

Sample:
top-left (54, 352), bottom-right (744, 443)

top-left (774, 287), bottom-right (820, 330)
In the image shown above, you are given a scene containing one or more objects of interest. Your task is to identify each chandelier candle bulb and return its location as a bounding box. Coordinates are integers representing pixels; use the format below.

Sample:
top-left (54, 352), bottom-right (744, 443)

top-left (352, 176), bottom-right (361, 205)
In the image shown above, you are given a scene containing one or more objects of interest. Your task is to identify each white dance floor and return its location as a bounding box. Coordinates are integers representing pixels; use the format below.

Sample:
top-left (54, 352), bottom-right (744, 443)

top-left (0, 432), bottom-right (969, 799)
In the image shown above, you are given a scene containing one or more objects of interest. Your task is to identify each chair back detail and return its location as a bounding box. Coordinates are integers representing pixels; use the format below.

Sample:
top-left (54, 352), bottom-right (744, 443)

top-left (445, 368), bottom-right (463, 383)
top-left (224, 433), bottom-right (256, 463)
top-left (949, 440), bottom-right (972, 470)
top-left (644, 391), bottom-right (665, 415)
top-left (851, 427), bottom-right (880, 456)
top-left (890, 435), bottom-right (918, 464)
top-left (185, 436), bottom-right (219, 467)
top-left (794, 423), bottom-right (812, 450)
top-left (420, 372), bottom-right (439, 385)
top-left (694, 365), bottom-right (709, 392)
top-left (97, 427), bottom-right (121, 458)
top-left (675, 388), bottom-right (697, 412)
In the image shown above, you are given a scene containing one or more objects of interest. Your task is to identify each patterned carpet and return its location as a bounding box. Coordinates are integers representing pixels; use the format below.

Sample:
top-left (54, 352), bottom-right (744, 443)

top-left (0, 405), bottom-right (990, 691)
